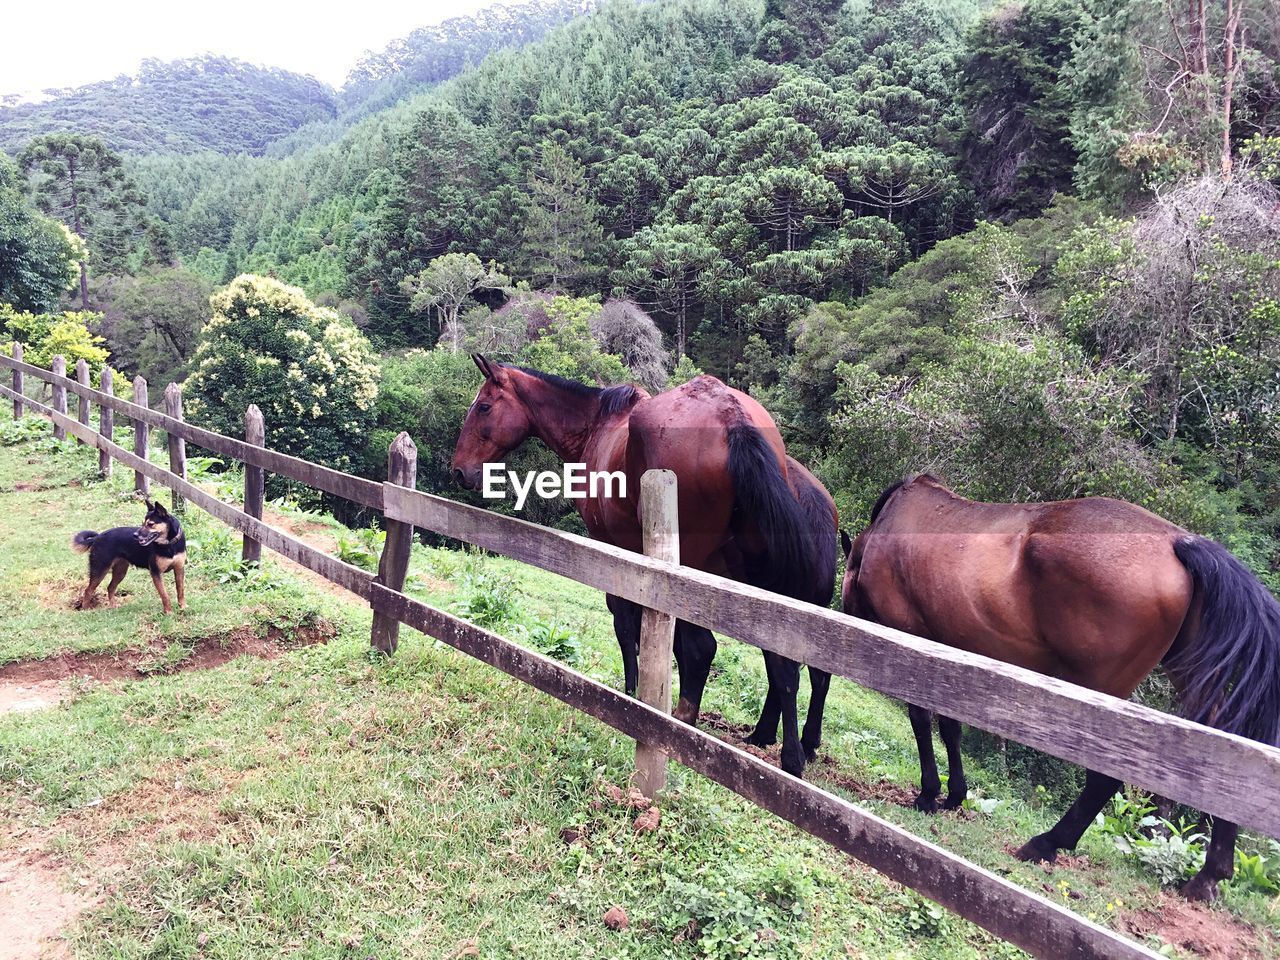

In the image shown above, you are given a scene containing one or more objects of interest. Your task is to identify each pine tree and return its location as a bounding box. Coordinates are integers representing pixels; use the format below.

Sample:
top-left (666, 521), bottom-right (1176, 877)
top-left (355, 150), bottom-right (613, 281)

top-left (520, 141), bottom-right (602, 292)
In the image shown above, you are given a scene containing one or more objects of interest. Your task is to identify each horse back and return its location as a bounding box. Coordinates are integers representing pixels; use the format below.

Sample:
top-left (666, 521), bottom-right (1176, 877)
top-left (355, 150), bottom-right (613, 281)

top-left (854, 477), bottom-right (1193, 693)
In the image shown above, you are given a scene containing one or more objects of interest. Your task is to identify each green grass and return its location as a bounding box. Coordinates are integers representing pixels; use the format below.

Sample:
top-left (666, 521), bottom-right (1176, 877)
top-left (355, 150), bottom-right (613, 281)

top-left (0, 407), bottom-right (1276, 959)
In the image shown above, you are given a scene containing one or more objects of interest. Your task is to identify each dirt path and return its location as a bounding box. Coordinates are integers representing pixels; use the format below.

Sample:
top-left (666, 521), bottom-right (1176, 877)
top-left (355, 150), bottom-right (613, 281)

top-left (0, 846), bottom-right (91, 960)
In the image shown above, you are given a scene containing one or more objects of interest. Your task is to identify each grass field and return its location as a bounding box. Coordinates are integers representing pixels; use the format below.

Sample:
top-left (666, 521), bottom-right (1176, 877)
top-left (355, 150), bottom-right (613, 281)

top-left (0, 407), bottom-right (1276, 959)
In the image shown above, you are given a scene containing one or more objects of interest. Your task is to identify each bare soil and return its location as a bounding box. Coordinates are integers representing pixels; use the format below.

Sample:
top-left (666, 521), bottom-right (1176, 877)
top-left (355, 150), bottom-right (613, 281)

top-left (0, 620), bottom-right (334, 715)
top-left (1121, 892), bottom-right (1273, 959)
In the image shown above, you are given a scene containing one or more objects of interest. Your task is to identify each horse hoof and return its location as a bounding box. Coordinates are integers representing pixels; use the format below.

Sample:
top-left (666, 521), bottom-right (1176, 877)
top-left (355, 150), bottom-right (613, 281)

top-left (1181, 876), bottom-right (1220, 903)
top-left (942, 793), bottom-right (966, 811)
top-left (1013, 837), bottom-right (1057, 864)
top-left (743, 730), bottom-right (777, 748)
top-left (781, 753), bottom-right (806, 778)
top-left (673, 698), bottom-right (699, 725)
top-left (802, 741), bottom-right (820, 763)
top-left (914, 793), bottom-right (940, 814)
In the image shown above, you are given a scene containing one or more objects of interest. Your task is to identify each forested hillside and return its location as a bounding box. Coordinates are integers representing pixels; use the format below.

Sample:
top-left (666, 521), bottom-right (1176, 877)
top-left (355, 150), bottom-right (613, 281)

top-left (0, 58), bottom-right (338, 156)
top-left (4, 0), bottom-right (1280, 576)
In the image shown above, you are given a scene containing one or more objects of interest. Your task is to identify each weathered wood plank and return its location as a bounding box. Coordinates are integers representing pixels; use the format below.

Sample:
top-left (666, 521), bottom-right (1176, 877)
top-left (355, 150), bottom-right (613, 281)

top-left (380, 483), bottom-right (1280, 839)
top-left (242, 404), bottom-right (265, 565)
top-left (9, 343), bottom-right (22, 419)
top-left (635, 469), bottom-right (678, 795)
top-left (0, 386), bottom-right (373, 599)
top-left (163, 382), bottom-right (187, 514)
top-left (371, 433), bottom-right (417, 655)
top-left (366, 582), bottom-right (1159, 960)
top-left (133, 376), bottom-right (150, 496)
top-left (0, 353), bottom-right (383, 508)
top-left (74, 359), bottom-right (90, 439)
top-left (50, 356), bottom-right (66, 440)
top-left (98, 367), bottom-right (113, 478)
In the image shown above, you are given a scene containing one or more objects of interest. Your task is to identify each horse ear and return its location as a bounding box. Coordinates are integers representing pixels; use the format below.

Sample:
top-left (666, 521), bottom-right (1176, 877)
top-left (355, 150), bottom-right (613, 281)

top-left (840, 529), bottom-right (852, 557)
top-left (472, 353), bottom-right (492, 379)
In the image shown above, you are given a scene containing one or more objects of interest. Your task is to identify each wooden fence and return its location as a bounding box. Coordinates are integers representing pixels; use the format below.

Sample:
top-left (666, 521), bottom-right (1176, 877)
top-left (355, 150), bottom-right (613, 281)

top-left (6, 348), bottom-right (1280, 960)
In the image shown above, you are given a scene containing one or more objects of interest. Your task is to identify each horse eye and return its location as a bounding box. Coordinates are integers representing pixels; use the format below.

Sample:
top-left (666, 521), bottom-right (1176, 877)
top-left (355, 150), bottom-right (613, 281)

top-left (476, 402), bottom-right (492, 414)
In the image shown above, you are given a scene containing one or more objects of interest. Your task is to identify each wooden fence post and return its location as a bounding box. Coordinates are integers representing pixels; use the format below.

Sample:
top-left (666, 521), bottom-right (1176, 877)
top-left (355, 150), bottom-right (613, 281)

top-left (98, 367), bottom-right (113, 478)
top-left (133, 376), bottom-right (149, 496)
top-left (164, 382), bottom-right (187, 512)
top-left (371, 432), bottom-right (418, 655)
top-left (75, 358), bottom-right (90, 440)
top-left (634, 469), bottom-right (679, 796)
top-left (50, 355), bottom-right (66, 440)
top-left (242, 404), bottom-right (265, 564)
top-left (11, 343), bottom-right (23, 419)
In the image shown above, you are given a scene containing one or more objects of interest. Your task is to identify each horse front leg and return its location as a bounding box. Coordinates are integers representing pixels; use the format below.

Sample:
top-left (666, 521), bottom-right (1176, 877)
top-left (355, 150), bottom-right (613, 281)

top-left (801, 667), bottom-right (832, 762)
top-left (672, 621), bottom-right (715, 725)
top-left (606, 594), bottom-right (642, 697)
top-left (938, 715), bottom-right (968, 809)
top-left (908, 703), bottom-right (942, 813)
top-left (1015, 768), bottom-right (1121, 863)
top-left (1182, 819), bottom-right (1238, 902)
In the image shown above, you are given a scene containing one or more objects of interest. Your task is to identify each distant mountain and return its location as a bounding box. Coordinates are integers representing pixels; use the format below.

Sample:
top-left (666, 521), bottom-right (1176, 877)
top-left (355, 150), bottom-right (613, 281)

top-left (0, 56), bottom-right (338, 156)
top-left (0, 1), bottom-right (599, 159)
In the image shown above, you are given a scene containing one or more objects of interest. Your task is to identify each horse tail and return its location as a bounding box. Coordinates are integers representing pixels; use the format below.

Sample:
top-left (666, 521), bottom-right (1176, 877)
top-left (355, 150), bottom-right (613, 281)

top-left (726, 424), bottom-right (818, 600)
top-left (791, 467), bottom-right (838, 607)
top-left (1167, 536), bottom-right (1280, 747)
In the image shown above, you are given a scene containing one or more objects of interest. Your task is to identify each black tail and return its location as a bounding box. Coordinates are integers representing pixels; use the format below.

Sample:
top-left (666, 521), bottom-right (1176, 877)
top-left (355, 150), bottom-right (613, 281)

top-left (791, 466), bottom-right (837, 607)
top-left (71, 531), bottom-right (98, 554)
top-left (727, 424), bottom-right (819, 601)
top-left (1167, 536), bottom-right (1280, 746)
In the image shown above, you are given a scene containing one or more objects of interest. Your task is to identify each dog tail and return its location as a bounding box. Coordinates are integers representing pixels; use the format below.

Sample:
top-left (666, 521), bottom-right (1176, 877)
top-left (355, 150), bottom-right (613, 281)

top-left (71, 531), bottom-right (98, 554)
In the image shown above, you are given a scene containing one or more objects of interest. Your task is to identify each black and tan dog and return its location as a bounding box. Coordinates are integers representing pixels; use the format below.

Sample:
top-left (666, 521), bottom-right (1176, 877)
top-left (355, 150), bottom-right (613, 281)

top-left (72, 499), bottom-right (187, 613)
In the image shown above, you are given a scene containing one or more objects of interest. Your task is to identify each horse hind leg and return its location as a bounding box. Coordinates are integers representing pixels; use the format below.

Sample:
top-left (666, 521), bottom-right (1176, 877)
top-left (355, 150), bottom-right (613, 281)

top-left (909, 703), bottom-right (943, 813)
top-left (606, 594), bottom-right (643, 697)
top-left (755, 651), bottom-right (805, 777)
top-left (938, 716), bottom-right (968, 810)
top-left (800, 667), bottom-right (832, 762)
top-left (1182, 819), bottom-right (1238, 902)
top-left (1015, 768), bottom-right (1121, 864)
top-left (745, 671), bottom-right (781, 748)
top-left (672, 621), bottom-right (716, 725)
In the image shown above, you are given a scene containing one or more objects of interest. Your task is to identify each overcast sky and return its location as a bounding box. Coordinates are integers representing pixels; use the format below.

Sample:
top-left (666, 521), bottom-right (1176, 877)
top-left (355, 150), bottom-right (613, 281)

top-left (3, 0), bottom-right (493, 96)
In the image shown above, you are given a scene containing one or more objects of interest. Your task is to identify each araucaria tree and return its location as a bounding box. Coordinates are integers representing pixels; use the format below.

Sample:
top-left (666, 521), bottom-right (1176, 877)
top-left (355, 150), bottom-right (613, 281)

top-left (0, 155), bottom-right (82, 312)
top-left (521, 141), bottom-right (602, 291)
top-left (185, 275), bottom-right (379, 472)
top-left (18, 134), bottom-right (147, 308)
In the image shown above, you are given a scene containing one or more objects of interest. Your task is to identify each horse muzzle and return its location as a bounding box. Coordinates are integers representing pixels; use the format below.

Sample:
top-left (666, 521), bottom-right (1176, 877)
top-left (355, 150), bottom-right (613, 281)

top-left (452, 466), bottom-right (482, 490)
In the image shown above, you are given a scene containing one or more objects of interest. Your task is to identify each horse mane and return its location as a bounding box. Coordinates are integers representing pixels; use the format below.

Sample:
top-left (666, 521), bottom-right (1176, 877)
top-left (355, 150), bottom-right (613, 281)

top-left (511, 366), bottom-right (642, 417)
top-left (869, 473), bottom-right (946, 524)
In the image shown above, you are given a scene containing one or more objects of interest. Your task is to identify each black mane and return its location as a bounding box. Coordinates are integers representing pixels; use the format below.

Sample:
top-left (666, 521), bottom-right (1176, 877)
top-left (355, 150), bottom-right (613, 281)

top-left (512, 365), bottom-right (641, 417)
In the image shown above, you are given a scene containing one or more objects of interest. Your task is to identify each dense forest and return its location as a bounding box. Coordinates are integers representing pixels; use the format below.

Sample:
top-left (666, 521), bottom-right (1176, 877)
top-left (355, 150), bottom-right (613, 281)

top-left (3, 0), bottom-right (1279, 588)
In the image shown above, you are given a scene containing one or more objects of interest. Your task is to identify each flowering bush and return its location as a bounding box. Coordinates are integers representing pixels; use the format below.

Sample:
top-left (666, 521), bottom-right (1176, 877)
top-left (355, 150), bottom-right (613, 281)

top-left (185, 274), bottom-right (379, 473)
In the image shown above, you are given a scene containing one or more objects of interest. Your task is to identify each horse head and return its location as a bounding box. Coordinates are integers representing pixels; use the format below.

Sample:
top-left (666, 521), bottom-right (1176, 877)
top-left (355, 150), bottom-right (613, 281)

top-left (451, 354), bottom-right (534, 490)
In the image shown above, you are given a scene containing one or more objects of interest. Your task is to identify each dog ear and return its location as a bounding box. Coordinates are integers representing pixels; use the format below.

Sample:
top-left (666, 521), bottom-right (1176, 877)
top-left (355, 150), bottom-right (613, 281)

top-left (840, 529), bottom-right (852, 557)
top-left (152, 500), bottom-right (170, 518)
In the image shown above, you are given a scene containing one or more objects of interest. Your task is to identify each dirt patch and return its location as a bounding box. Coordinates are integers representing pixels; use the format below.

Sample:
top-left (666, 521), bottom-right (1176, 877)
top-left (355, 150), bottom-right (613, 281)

top-left (1120, 893), bottom-right (1271, 960)
top-left (817, 763), bottom-right (920, 808)
top-left (0, 620), bottom-right (335, 714)
top-left (0, 847), bottom-right (92, 960)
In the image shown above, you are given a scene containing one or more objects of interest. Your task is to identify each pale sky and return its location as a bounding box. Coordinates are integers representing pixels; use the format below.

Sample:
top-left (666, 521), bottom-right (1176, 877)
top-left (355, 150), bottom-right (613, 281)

top-left (3, 0), bottom-right (493, 97)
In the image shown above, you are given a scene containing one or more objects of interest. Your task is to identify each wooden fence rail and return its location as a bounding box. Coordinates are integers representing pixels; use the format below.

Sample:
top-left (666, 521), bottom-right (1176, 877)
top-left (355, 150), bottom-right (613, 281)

top-left (8, 350), bottom-right (1279, 960)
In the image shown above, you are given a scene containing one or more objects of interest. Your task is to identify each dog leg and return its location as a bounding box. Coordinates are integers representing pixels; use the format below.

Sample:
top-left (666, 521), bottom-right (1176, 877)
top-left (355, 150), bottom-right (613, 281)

top-left (173, 557), bottom-right (186, 611)
top-left (106, 559), bottom-right (129, 606)
top-left (80, 568), bottom-right (108, 610)
top-left (151, 570), bottom-right (173, 614)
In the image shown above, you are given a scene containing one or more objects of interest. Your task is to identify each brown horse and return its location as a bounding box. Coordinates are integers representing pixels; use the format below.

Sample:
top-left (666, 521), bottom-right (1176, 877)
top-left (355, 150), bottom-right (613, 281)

top-left (840, 474), bottom-right (1280, 901)
top-left (452, 356), bottom-right (837, 776)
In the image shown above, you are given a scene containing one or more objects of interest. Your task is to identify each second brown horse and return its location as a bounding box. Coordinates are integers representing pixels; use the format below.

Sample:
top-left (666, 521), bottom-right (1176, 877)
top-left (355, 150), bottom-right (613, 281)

top-left (842, 474), bottom-right (1280, 901)
top-left (452, 356), bottom-right (837, 777)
